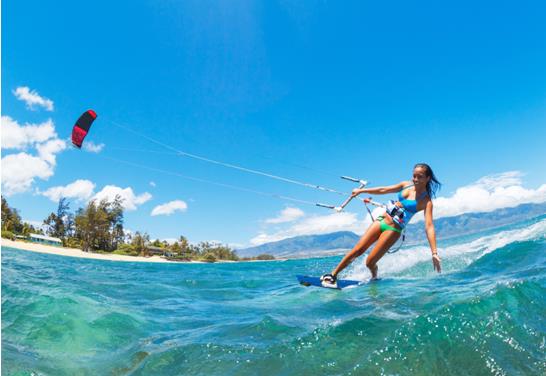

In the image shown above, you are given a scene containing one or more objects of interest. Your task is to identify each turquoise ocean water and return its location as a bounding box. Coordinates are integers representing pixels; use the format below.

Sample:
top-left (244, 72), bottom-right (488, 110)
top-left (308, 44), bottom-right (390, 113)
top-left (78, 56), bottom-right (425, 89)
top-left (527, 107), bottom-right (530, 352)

top-left (2, 216), bottom-right (545, 375)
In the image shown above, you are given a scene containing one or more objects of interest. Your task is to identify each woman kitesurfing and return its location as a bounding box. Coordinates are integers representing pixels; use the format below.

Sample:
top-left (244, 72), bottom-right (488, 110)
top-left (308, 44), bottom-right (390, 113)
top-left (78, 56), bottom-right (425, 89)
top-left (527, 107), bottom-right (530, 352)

top-left (74, 114), bottom-right (442, 285)
top-left (320, 163), bottom-right (442, 285)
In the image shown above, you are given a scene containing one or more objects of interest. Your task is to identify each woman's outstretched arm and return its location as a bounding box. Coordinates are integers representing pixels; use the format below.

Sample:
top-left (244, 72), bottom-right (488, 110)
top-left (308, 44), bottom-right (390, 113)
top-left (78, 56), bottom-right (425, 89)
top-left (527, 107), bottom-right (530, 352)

top-left (352, 181), bottom-right (408, 197)
top-left (424, 199), bottom-right (441, 273)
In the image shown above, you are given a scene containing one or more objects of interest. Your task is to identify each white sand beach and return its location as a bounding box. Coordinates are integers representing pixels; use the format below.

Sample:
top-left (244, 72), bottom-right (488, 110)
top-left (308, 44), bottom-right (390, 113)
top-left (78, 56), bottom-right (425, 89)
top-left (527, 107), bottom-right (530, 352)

top-left (1, 238), bottom-right (180, 263)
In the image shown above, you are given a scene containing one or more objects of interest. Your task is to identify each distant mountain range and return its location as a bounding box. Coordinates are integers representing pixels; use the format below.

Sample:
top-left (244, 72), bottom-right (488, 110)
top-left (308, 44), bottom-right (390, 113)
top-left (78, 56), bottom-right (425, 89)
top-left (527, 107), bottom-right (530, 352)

top-left (236, 202), bottom-right (546, 258)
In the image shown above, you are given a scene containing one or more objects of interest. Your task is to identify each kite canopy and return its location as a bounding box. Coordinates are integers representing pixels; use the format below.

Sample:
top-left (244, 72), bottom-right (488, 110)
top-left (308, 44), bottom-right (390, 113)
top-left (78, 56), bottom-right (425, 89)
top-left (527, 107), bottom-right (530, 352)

top-left (71, 110), bottom-right (97, 148)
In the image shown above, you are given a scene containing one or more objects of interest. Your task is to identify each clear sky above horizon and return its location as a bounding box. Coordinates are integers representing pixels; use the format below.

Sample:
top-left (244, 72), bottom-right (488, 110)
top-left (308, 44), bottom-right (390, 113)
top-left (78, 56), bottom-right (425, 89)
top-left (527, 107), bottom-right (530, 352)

top-left (2, 1), bottom-right (546, 247)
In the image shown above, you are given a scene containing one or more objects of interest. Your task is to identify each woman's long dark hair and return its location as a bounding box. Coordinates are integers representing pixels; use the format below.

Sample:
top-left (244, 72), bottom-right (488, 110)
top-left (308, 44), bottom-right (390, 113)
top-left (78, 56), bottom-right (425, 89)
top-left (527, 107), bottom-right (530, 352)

top-left (415, 163), bottom-right (441, 198)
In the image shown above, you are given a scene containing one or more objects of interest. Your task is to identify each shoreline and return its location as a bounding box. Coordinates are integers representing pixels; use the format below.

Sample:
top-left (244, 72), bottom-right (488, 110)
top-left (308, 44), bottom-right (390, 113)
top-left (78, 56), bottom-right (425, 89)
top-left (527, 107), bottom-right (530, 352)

top-left (1, 238), bottom-right (202, 264)
top-left (1, 239), bottom-right (284, 264)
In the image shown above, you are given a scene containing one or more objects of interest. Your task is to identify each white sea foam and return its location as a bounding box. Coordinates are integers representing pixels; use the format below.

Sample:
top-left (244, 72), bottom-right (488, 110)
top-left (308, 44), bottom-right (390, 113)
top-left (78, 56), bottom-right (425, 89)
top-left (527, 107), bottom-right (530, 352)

top-left (345, 218), bottom-right (546, 280)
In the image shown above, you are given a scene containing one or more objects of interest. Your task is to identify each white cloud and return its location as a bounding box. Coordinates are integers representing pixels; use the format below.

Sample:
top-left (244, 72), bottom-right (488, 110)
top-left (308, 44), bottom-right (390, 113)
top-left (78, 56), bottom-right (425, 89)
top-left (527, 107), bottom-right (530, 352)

top-left (151, 200), bottom-right (188, 216)
top-left (22, 219), bottom-right (48, 233)
top-left (13, 86), bottom-right (54, 111)
top-left (92, 185), bottom-right (152, 211)
top-left (1, 116), bottom-right (57, 149)
top-left (82, 141), bottom-right (105, 153)
top-left (36, 138), bottom-right (67, 165)
top-left (1, 115), bottom-right (68, 195)
top-left (291, 211), bottom-right (369, 236)
top-left (149, 181), bottom-right (156, 187)
top-left (160, 238), bottom-right (179, 245)
top-left (250, 211), bottom-right (369, 246)
top-left (228, 242), bottom-right (246, 249)
top-left (1, 152), bottom-right (54, 195)
top-left (1, 116), bottom-right (67, 196)
top-left (432, 171), bottom-right (546, 219)
top-left (41, 179), bottom-right (96, 202)
top-left (23, 220), bottom-right (44, 228)
top-left (265, 207), bottom-right (305, 224)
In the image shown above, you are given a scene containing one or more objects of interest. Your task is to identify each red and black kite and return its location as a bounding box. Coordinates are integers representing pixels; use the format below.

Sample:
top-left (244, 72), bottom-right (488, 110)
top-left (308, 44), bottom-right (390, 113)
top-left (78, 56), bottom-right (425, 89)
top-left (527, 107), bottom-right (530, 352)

top-left (71, 110), bottom-right (97, 148)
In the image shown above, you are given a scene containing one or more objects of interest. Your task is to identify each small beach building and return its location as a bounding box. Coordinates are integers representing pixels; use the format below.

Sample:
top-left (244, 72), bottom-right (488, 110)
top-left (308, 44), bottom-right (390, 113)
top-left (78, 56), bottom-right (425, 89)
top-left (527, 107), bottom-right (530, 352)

top-left (28, 233), bottom-right (62, 246)
top-left (147, 245), bottom-right (167, 256)
top-left (146, 246), bottom-right (178, 258)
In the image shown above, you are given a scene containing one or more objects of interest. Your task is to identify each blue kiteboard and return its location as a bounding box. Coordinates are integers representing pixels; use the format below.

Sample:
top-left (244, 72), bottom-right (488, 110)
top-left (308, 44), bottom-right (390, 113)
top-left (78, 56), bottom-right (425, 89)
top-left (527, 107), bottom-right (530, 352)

top-left (296, 275), bottom-right (363, 290)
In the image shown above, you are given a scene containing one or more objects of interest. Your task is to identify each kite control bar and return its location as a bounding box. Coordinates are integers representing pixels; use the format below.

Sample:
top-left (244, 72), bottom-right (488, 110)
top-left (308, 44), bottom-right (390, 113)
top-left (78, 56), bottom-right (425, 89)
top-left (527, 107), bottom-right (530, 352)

top-left (316, 176), bottom-right (368, 212)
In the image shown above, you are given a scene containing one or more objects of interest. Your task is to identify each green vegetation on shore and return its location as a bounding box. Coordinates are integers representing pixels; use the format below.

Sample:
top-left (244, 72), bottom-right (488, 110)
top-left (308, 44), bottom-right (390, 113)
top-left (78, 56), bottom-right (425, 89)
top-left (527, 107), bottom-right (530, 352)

top-left (1, 196), bottom-right (273, 262)
top-left (1, 197), bottom-right (44, 239)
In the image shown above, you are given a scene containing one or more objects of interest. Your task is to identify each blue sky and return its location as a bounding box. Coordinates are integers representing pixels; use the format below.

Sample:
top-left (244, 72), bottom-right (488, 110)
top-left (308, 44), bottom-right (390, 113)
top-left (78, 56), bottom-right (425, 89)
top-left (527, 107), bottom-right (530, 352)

top-left (2, 1), bottom-right (546, 247)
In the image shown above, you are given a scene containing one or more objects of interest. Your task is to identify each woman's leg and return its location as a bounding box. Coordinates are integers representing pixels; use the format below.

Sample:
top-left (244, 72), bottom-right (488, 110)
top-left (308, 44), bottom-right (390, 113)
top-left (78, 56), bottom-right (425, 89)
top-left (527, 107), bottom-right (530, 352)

top-left (331, 220), bottom-right (382, 277)
top-left (366, 231), bottom-right (400, 279)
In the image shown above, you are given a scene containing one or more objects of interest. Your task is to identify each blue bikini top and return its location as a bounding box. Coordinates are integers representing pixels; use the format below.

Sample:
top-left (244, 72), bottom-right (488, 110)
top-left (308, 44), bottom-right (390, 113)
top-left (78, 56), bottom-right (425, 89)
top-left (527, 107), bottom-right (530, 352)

top-left (397, 185), bottom-right (427, 214)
